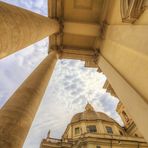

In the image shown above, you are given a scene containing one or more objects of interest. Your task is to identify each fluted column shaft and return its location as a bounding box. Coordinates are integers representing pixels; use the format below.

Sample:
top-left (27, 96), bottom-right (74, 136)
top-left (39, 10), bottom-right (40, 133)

top-left (0, 50), bottom-right (59, 148)
top-left (0, 2), bottom-right (59, 59)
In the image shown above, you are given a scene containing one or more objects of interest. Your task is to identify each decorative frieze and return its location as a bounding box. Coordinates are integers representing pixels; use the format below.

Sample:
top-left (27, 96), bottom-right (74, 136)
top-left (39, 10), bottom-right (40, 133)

top-left (120, 0), bottom-right (148, 23)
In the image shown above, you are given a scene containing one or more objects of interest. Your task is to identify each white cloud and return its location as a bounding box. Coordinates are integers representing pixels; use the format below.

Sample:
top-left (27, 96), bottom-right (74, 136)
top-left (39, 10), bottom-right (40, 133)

top-left (0, 0), bottom-right (48, 16)
top-left (23, 58), bottom-right (123, 148)
top-left (0, 37), bottom-right (48, 107)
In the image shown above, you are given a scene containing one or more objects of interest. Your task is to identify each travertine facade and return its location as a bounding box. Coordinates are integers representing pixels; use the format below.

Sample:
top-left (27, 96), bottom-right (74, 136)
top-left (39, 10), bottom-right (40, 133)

top-left (40, 103), bottom-right (148, 148)
top-left (0, 0), bottom-right (148, 147)
top-left (116, 101), bottom-right (143, 137)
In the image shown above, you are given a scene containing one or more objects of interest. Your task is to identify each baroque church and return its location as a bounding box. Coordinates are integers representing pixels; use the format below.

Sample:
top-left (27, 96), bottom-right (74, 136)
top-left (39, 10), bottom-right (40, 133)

top-left (40, 102), bottom-right (148, 148)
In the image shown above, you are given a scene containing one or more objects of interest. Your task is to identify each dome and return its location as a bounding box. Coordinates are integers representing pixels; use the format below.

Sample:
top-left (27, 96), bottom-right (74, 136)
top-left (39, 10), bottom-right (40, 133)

top-left (71, 103), bottom-right (115, 123)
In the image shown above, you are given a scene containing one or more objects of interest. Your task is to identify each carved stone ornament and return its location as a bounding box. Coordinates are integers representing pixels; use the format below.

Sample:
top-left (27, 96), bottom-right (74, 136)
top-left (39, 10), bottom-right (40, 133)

top-left (120, 0), bottom-right (146, 23)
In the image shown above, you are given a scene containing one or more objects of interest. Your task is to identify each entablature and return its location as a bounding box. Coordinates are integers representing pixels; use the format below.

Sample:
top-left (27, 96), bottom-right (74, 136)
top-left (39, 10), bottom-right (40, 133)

top-left (48, 0), bottom-right (110, 67)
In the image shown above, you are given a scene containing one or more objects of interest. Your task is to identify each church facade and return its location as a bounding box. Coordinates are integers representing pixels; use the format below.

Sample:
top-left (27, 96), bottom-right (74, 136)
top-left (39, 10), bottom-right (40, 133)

top-left (40, 103), bottom-right (148, 148)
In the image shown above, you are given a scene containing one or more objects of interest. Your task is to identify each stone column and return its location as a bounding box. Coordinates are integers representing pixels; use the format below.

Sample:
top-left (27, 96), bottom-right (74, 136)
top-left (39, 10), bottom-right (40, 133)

top-left (98, 24), bottom-right (148, 142)
top-left (0, 50), bottom-right (59, 148)
top-left (98, 55), bottom-right (148, 142)
top-left (0, 2), bottom-right (59, 59)
top-left (100, 24), bottom-right (148, 103)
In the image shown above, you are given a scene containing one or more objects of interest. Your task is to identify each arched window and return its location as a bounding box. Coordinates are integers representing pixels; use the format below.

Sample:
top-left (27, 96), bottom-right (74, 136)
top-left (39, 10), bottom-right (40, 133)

top-left (75, 127), bottom-right (80, 135)
top-left (106, 126), bottom-right (113, 134)
top-left (86, 125), bottom-right (97, 133)
top-left (119, 130), bottom-right (123, 135)
top-left (122, 111), bottom-right (129, 123)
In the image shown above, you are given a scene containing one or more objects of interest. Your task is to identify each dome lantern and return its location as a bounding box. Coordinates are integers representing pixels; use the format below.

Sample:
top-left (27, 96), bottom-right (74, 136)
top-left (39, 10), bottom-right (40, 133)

top-left (85, 103), bottom-right (94, 111)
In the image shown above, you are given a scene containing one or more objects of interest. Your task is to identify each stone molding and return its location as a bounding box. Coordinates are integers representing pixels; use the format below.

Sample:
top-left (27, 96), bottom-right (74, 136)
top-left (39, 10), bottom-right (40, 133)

top-left (120, 0), bottom-right (147, 23)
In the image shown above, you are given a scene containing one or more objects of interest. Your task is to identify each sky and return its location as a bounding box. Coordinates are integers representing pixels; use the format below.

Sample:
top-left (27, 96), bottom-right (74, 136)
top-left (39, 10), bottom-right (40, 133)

top-left (0, 0), bottom-right (123, 148)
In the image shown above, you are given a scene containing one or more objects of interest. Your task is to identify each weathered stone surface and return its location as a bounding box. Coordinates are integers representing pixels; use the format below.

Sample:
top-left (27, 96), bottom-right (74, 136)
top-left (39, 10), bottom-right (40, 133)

top-left (0, 50), bottom-right (59, 148)
top-left (0, 2), bottom-right (59, 59)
